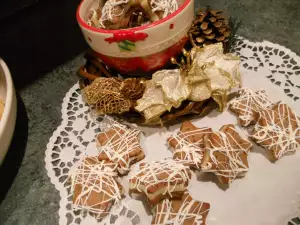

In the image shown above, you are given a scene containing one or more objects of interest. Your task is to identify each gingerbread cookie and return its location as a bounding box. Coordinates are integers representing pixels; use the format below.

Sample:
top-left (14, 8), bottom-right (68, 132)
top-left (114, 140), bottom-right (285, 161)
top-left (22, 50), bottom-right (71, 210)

top-left (97, 123), bottom-right (145, 175)
top-left (168, 121), bottom-right (212, 169)
top-left (152, 191), bottom-right (210, 225)
top-left (71, 157), bottom-right (124, 219)
top-left (129, 159), bottom-right (192, 204)
top-left (230, 88), bottom-right (273, 126)
top-left (202, 124), bottom-right (253, 184)
top-left (252, 102), bottom-right (300, 161)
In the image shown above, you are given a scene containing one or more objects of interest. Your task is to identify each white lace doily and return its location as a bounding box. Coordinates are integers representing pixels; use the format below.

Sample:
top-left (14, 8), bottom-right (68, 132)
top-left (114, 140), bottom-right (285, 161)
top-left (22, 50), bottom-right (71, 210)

top-left (45, 37), bottom-right (300, 225)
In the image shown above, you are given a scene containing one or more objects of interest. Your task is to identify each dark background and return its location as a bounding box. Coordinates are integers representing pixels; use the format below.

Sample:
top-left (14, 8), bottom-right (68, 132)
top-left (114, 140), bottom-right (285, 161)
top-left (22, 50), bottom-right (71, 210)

top-left (1, 0), bottom-right (300, 89)
top-left (0, 0), bottom-right (87, 89)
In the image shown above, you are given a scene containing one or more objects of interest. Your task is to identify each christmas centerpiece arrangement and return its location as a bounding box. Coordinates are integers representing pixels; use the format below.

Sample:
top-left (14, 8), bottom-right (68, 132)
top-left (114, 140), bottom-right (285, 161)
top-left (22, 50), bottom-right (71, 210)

top-left (81, 43), bottom-right (240, 124)
top-left (44, 1), bottom-right (300, 224)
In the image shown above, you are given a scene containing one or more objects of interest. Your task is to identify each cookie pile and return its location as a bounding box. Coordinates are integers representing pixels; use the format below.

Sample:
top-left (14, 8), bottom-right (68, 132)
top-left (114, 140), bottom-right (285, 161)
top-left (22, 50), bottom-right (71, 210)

top-left (230, 88), bottom-right (300, 161)
top-left (168, 121), bottom-right (212, 170)
top-left (97, 123), bottom-right (145, 175)
top-left (152, 191), bottom-right (210, 225)
top-left (168, 121), bottom-right (253, 185)
top-left (71, 157), bottom-right (123, 219)
top-left (69, 87), bottom-right (300, 223)
top-left (70, 122), bottom-right (145, 219)
top-left (230, 88), bottom-right (273, 126)
top-left (87, 0), bottom-right (178, 29)
top-left (126, 120), bottom-right (252, 224)
top-left (129, 159), bottom-right (192, 204)
top-left (129, 158), bottom-right (211, 224)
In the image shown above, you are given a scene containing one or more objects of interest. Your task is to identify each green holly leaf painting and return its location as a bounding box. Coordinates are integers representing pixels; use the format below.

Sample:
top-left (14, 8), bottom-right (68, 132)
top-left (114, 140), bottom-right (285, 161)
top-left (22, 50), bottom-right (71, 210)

top-left (118, 40), bottom-right (136, 52)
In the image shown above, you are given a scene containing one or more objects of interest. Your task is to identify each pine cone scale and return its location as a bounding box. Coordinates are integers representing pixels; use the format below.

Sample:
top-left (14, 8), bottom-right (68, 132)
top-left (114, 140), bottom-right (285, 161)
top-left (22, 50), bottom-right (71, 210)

top-left (200, 22), bottom-right (209, 30)
top-left (209, 17), bottom-right (216, 23)
top-left (213, 21), bottom-right (222, 28)
top-left (203, 28), bottom-right (213, 35)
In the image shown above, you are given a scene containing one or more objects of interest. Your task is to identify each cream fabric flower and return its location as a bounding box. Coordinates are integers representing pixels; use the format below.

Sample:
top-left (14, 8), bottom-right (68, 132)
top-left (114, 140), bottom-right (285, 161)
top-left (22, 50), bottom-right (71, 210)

top-left (135, 43), bottom-right (241, 122)
top-left (135, 69), bottom-right (190, 122)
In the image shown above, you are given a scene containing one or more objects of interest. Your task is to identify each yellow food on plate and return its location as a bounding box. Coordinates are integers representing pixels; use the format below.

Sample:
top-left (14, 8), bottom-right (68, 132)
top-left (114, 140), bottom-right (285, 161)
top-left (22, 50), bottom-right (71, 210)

top-left (0, 99), bottom-right (4, 120)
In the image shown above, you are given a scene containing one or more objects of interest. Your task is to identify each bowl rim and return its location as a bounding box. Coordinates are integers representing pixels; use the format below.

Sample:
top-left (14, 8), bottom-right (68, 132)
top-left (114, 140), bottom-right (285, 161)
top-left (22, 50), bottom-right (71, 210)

top-left (76, 0), bottom-right (191, 34)
top-left (0, 59), bottom-right (14, 136)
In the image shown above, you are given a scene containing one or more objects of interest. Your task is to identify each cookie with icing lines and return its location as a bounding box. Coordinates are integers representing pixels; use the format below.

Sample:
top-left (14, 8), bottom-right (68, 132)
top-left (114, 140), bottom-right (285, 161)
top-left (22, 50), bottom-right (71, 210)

top-left (251, 102), bottom-right (300, 161)
top-left (129, 159), bottom-right (192, 204)
top-left (168, 121), bottom-right (212, 170)
top-left (152, 191), bottom-right (210, 225)
top-left (201, 124), bottom-right (253, 184)
top-left (71, 157), bottom-right (124, 219)
top-left (97, 123), bottom-right (145, 175)
top-left (230, 88), bottom-right (273, 126)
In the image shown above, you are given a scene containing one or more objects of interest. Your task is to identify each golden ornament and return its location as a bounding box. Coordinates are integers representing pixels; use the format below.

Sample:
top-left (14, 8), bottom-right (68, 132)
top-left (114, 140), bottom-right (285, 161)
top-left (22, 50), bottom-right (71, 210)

top-left (135, 69), bottom-right (190, 123)
top-left (172, 43), bottom-right (241, 111)
top-left (82, 77), bottom-right (132, 115)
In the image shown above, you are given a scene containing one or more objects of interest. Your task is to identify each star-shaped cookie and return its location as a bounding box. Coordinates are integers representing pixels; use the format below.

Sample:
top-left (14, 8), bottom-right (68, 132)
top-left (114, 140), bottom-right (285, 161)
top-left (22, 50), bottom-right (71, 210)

top-left (152, 191), bottom-right (210, 225)
top-left (168, 121), bottom-right (212, 170)
top-left (129, 159), bottom-right (192, 204)
top-left (230, 88), bottom-right (273, 126)
top-left (201, 124), bottom-right (253, 184)
top-left (252, 102), bottom-right (300, 161)
top-left (97, 123), bottom-right (145, 175)
top-left (71, 157), bottom-right (124, 219)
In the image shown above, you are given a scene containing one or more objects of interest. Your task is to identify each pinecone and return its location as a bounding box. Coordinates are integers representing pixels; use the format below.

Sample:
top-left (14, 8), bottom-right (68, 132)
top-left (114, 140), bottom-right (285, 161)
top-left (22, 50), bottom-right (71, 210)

top-left (120, 78), bottom-right (145, 100)
top-left (190, 7), bottom-right (231, 46)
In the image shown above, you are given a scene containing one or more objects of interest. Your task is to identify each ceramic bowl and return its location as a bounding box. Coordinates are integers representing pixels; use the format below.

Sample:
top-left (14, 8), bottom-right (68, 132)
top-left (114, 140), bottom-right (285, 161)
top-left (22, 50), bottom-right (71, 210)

top-left (77, 0), bottom-right (194, 75)
top-left (0, 59), bottom-right (17, 165)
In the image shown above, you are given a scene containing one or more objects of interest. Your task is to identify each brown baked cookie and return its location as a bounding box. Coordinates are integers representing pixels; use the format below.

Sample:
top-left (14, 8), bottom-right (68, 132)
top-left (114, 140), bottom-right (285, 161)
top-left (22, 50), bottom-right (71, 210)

top-left (202, 124), bottom-right (253, 184)
top-left (152, 191), bottom-right (210, 225)
top-left (230, 88), bottom-right (273, 126)
top-left (168, 121), bottom-right (212, 170)
top-left (97, 123), bottom-right (145, 175)
top-left (251, 102), bottom-right (300, 161)
top-left (129, 159), bottom-right (192, 204)
top-left (71, 157), bottom-right (123, 219)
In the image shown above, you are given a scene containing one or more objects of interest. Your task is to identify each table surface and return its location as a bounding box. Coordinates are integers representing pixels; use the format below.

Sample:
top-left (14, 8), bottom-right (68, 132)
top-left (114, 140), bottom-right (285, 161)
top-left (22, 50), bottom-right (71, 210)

top-left (1, 0), bottom-right (300, 224)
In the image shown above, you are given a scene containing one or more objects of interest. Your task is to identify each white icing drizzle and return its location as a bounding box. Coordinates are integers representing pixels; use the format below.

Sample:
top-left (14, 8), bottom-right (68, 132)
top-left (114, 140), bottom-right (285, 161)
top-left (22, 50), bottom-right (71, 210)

top-left (70, 157), bottom-right (122, 218)
top-left (89, 0), bottom-right (178, 28)
top-left (97, 123), bottom-right (143, 175)
top-left (130, 159), bottom-right (191, 197)
top-left (252, 102), bottom-right (300, 160)
top-left (150, 0), bottom-right (178, 18)
top-left (99, 0), bottom-right (129, 28)
top-left (168, 128), bottom-right (211, 168)
top-left (153, 192), bottom-right (210, 225)
top-left (201, 126), bottom-right (252, 183)
top-left (230, 88), bottom-right (273, 126)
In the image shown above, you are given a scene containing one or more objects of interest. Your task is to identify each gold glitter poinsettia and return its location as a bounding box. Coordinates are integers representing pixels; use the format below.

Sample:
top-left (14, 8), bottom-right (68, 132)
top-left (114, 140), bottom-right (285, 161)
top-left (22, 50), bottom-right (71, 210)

top-left (135, 69), bottom-right (190, 123)
top-left (191, 43), bottom-right (241, 83)
top-left (186, 43), bottom-right (241, 110)
top-left (136, 43), bottom-right (241, 122)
